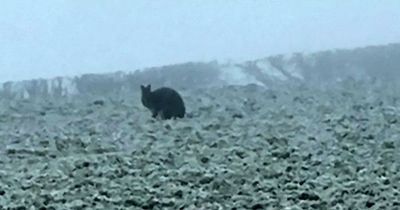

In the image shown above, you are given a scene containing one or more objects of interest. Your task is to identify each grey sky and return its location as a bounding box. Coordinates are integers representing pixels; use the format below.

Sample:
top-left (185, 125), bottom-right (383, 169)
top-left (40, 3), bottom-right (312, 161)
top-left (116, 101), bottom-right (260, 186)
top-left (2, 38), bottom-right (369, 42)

top-left (0, 0), bottom-right (399, 82)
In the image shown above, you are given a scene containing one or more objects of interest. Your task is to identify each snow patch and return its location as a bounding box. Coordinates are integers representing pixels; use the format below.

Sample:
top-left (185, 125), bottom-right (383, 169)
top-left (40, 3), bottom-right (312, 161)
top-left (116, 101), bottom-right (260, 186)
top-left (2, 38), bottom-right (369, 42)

top-left (219, 63), bottom-right (265, 87)
top-left (255, 60), bottom-right (287, 80)
top-left (282, 55), bottom-right (304, 80)
top-left (60, 77), bottom-right (79, 96)
top-left (47, 77), bottom-right (79, 96)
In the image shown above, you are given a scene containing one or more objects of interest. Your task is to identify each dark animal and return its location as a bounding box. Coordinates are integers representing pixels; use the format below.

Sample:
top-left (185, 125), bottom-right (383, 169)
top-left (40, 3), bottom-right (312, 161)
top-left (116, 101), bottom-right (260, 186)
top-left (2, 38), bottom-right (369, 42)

top-left (140, 84), bottom-right (185, 120)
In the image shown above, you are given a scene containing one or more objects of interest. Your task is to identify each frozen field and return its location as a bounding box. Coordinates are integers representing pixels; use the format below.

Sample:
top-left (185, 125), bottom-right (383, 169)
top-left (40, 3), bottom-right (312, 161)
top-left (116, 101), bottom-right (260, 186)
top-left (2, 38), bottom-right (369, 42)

top-left (0, 81), bottom-right (400, 209)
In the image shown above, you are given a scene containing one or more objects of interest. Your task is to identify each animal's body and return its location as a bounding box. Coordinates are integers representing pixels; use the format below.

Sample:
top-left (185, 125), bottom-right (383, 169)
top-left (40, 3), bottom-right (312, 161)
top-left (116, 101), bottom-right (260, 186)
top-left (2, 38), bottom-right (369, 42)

top-left (140, 84), bottom-right (185, 120)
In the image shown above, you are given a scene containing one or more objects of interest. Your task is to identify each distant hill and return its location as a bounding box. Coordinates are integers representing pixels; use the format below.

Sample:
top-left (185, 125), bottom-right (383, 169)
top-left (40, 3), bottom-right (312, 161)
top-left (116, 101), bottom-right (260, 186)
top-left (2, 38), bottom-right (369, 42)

top-left (1, 43), bottom-right (399, 99)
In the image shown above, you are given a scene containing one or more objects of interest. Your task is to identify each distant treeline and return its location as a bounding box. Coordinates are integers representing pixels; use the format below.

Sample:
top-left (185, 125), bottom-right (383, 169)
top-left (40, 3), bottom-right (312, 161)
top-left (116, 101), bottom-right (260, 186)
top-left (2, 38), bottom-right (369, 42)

top-left (1, 43), bottom-right (399, 99)
top-left (0, 62), bottom-right (220, 99)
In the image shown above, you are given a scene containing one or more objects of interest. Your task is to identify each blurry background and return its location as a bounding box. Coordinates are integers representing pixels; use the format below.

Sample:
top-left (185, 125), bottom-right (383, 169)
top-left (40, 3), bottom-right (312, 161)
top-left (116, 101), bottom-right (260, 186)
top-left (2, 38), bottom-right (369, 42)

top-left (0, 0), bottom-right (399, 83)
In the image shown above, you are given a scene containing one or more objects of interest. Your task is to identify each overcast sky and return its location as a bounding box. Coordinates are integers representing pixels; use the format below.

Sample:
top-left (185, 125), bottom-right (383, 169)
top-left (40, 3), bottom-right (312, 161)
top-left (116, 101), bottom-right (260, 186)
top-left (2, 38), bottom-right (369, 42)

top-left (0, 0), bottom-right (399, 82)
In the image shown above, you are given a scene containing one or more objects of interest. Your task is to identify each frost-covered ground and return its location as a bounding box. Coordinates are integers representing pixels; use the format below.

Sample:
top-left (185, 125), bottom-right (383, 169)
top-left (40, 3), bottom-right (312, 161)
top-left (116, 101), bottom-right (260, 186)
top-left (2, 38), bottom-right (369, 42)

top-left (0, 81), bottom-right (400, 209)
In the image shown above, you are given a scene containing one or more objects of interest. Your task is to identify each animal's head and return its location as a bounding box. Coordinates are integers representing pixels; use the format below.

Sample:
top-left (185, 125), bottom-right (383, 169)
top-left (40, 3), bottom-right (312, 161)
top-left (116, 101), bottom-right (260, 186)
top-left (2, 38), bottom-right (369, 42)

top-left (140, 84), bottom-right (152, 107)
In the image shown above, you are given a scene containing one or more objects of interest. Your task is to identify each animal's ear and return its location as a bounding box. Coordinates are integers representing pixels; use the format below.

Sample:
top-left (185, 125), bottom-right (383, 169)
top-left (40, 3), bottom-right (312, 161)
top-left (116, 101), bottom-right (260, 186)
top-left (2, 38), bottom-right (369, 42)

top-left (141, 84), bottom-right (151, 92)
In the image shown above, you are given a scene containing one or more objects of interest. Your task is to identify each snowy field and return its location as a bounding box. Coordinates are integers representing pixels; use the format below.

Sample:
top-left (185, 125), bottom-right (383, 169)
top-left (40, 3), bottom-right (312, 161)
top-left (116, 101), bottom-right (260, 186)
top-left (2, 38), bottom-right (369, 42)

top-left (0, 81), bottom-right (400, 209)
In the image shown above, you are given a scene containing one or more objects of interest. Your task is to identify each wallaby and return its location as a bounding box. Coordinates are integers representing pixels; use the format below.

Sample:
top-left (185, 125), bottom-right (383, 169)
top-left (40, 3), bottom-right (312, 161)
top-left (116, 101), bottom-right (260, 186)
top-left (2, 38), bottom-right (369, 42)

top-left (140, 84), bottom-right (185, 120)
